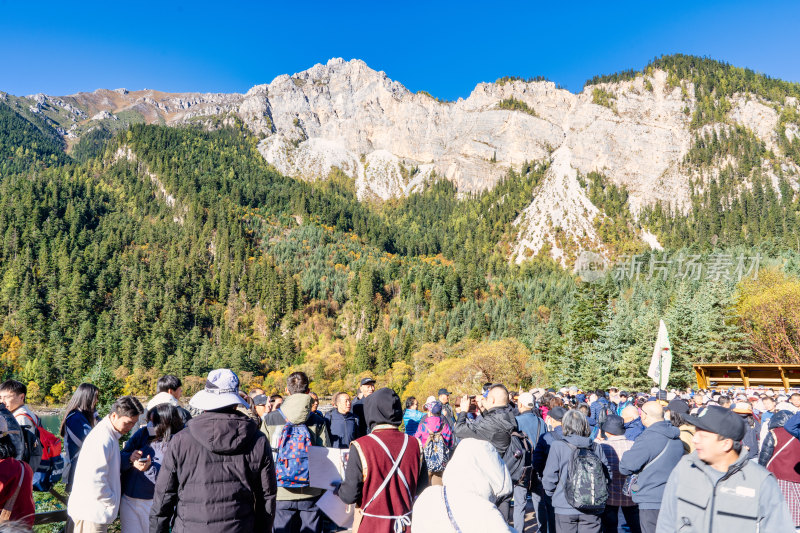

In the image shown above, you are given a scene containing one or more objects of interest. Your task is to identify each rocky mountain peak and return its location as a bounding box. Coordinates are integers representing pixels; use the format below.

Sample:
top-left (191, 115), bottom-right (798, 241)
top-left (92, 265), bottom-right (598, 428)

top-left (9, 56), bottom-right (800, 266)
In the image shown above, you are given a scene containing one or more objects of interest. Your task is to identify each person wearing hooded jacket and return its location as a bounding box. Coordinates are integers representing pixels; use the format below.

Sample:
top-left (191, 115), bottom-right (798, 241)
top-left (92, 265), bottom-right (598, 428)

top-left (149, 369), bottom-right (277, 533)
top-left (783, 410), bottom-right (800, 440)
top-left (758, 409), bottom-right (795, 467)
top-left (618, 402), bottom-right (684, 533)
top-left (543, 409), bottom-right (610, 533)
top-left (411, 438), bottom-right (515, 532)
top-left (261, 372), bottom-right (331, 533)
top-left (336, 387), bottom-right (427, 533)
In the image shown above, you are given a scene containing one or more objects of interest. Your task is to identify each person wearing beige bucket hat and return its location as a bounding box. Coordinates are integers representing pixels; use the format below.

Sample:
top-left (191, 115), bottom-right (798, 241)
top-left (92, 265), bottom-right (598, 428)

top-left (188, 369), bottom-right (251, 412)
top-left (731, 402), bottom-right (760, 461)
top-left (151, 369), bottom-right (277, 533)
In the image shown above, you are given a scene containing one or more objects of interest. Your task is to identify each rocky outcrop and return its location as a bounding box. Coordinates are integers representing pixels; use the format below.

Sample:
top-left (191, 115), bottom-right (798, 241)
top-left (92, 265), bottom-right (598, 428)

top-left (16, 58), bottom-right (800, 265)
top-left (112, 146), bottom-right (186, 225)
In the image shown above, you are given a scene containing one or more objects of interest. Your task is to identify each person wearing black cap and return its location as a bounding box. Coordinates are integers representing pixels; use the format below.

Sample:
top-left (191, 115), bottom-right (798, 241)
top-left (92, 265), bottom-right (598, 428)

top-left (437, 388), bottom-right (456, 431)
top-left (598, 415), bottom-right (641, 533)
top-left (533, 406), bottom-right (566, 476)
top-left (351, 377), bottom-right (376, 439)
top-left (656, 405), bottom-right (794, 532)
top-left (665, 398), bottom-right (694, 454)
top-left (249, 390), bottom-right (270, 420)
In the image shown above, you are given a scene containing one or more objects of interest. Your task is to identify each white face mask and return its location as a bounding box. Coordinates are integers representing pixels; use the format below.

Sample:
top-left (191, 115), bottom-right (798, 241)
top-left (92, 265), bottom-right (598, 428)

top-left (147, 421), bottom-right (156, 437)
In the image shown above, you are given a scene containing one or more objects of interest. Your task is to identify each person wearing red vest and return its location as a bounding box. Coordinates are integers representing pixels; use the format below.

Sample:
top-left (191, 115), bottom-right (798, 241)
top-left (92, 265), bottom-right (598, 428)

top-left (759, 410), bottom-right (800, 527)
top-left (336, 387), bottom-right (428, 533)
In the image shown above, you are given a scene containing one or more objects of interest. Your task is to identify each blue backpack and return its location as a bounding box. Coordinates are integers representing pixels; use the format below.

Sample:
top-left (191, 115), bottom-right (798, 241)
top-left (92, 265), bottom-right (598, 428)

top-left (275, 411), bottom-right (312, 488)
top-left (423, 431), bottom-right (450, 473)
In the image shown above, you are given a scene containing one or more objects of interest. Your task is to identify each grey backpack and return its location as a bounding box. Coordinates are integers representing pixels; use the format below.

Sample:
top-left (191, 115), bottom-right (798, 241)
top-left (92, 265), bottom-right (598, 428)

top-left (563, 442), bottom-right (608, 513)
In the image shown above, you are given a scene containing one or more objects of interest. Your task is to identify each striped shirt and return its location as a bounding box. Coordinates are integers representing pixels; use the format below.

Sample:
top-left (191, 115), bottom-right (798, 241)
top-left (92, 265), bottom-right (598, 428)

top-left (597, 434), bottom-right (635, 507)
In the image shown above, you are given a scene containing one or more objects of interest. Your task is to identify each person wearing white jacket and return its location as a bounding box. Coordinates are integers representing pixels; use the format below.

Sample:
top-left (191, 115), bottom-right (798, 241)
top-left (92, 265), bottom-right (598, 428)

top-left (412, 438), bottom-right (516, 533)
top-left (67, 396), bottom-right (143, 533)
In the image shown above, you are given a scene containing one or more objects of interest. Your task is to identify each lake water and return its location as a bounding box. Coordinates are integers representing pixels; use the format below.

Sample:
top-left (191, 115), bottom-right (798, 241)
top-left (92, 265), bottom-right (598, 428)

top-left (39, 413), bottom-right (63, 435)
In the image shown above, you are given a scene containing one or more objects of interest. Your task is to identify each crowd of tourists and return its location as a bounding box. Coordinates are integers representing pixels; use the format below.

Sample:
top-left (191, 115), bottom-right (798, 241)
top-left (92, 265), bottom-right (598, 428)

top-left (0, 375), bottom-right (800, 532)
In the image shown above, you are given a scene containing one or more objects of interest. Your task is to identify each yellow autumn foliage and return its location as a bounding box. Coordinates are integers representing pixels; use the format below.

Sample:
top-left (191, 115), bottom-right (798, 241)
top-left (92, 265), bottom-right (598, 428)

top-left (736, 268), bottom-right (800, 363)
top-left (0, 332), bottom-right (22, 374)
top-left (403, 338), bottom-right (546, 400)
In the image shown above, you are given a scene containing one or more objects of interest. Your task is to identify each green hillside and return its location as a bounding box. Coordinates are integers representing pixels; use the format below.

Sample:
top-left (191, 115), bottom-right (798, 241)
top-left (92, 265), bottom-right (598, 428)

top-left (3, 59), bottom-right (800, 400)
top-left (0, 101), bottom-right (68, 174)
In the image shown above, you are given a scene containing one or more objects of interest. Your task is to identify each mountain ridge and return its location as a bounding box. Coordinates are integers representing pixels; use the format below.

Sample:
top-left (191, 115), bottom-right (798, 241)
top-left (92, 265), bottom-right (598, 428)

top-left (4, 58), bottom-right (800, 396)
top-left (4, 54), bottom-right (800, 266)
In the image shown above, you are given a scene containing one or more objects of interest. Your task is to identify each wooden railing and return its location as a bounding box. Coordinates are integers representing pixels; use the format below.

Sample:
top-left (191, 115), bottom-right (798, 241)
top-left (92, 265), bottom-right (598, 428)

top-left (34, 489), bottom-right (68, 526)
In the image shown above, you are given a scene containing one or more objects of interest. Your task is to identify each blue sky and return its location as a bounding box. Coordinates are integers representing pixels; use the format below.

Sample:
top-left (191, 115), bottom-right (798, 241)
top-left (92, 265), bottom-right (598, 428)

top-left (1, 1), bottom-right (798, 99)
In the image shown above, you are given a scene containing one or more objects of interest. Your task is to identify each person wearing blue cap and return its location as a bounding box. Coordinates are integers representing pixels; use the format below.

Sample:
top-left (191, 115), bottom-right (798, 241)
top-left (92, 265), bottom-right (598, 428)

top-left (656, 405), bottom-right (794, 532)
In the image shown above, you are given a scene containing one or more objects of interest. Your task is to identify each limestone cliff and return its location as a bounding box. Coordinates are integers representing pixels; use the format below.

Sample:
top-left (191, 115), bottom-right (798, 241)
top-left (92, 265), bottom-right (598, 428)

top-left (8, 57), bottom-right (800, 265)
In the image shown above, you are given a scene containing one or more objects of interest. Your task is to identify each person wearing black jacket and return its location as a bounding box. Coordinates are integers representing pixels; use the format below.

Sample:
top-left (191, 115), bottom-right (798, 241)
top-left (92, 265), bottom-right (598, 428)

top-left (150, 369), bottom-right (276, 533)
top-left (326, 392), bottom-right (358, 449)
top-left (351, 377), bottom-right (376, 438)
top-left (455, 384), bottom-right (519, 523)
top-left (455, 385), bottom-right (517, 454)
top-left (533, 406), bottom-right (566, 533)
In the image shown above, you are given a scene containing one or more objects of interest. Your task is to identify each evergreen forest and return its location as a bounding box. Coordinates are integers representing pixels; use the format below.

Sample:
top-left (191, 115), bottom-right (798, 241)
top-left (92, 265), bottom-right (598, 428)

top-left (3, 54), bottom-right (800, 404)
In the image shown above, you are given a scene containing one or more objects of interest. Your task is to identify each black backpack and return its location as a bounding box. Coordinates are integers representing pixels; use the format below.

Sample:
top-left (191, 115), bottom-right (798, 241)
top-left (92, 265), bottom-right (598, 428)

top-left (20, 423), bottom-right (43, 473)
top-left (563, 442), bottom-right (608, 513)
top-left (503, 430), bottom-right (533, 489)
